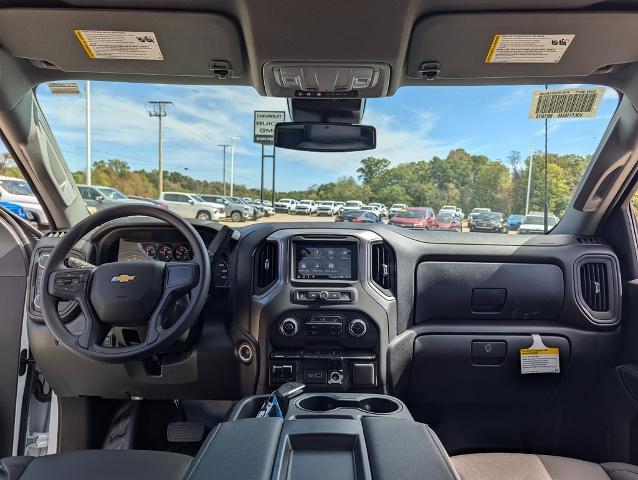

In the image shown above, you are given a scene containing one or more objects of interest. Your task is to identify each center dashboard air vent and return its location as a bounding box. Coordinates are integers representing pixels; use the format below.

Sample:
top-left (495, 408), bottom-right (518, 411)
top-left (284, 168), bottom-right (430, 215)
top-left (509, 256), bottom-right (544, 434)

top-left (370, 242), bottom-right (395, 295)
top-left (575, 255), bottom-right (620, 324)
top-left (254, 241), bottom-right (278, 293)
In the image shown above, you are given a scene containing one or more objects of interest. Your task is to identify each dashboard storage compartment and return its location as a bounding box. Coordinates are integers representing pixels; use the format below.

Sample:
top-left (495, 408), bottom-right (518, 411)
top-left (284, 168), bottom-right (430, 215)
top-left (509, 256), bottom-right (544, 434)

top-left (415, 262), bottom-right (564, 322)
top-left (407, 334), bottom-right (570, 405)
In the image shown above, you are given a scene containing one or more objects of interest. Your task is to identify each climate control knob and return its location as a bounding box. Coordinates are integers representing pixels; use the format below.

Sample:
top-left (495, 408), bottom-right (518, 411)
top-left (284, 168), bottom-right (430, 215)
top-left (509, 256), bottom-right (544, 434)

top-left (348, 318), bottom-right (367, 338)
top-left (279, 317), bottom-right (299, 337)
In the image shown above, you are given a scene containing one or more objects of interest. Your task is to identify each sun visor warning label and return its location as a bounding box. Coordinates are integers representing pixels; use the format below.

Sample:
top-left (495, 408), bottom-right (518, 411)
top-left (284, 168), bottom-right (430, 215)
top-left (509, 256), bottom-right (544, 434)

top-left (74, 30), bottom-right (163, 60)
top-left (485, 34), bottom-right (574, 63)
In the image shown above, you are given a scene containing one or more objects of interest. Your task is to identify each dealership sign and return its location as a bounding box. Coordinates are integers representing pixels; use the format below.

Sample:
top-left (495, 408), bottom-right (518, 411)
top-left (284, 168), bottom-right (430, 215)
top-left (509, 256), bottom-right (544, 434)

top-left (254, 111), bottom-right (286, 144)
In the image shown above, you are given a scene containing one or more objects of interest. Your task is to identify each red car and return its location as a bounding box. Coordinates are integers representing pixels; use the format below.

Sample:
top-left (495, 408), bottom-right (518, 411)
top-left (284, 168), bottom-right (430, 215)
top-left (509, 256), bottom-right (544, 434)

top-left (389, 207), bottom-right (437, 229)
top-left (435, 211), bottom-right (462, 231)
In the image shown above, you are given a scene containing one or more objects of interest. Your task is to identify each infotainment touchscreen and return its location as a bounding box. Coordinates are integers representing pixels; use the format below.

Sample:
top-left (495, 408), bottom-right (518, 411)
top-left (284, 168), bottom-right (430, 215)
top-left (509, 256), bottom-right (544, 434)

top-left (295, 243), bottom-right (356, 280)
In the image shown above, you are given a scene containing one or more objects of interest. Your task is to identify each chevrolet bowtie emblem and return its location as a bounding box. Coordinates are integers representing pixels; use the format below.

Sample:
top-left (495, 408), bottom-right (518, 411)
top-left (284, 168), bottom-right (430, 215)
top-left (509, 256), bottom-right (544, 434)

top-left (111, 274), bottom-right (136, 283)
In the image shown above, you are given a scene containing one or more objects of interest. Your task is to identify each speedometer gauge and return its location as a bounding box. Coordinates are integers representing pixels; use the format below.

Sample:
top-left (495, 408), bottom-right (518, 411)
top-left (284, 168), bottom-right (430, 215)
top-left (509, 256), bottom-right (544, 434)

top-left (158, 244), bottom-right (173, 262)
top-left (142, 244), bottom-right (157, 259)
top-left (173, 244), bottom-right (191, 262)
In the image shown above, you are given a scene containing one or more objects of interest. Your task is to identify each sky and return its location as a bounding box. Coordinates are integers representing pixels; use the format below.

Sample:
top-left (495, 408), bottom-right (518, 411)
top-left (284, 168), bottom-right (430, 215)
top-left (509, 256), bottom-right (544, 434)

top-left (32, 82), bottom-right (619, 192)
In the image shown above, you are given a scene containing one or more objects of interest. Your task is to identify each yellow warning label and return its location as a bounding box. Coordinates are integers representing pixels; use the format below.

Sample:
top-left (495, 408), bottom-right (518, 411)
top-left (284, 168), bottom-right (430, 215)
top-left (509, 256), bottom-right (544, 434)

top-left (485, 34), bottom-right (502, 63)
top-left (520, 348), bottom-right (559, 356)
top-left (74, 30), bottom-right (96, 59)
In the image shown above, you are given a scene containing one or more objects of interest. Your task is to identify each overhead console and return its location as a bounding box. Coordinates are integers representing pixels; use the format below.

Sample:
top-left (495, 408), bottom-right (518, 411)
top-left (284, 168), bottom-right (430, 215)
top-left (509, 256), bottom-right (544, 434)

top-left (263, 62), bottom-right (391, 97)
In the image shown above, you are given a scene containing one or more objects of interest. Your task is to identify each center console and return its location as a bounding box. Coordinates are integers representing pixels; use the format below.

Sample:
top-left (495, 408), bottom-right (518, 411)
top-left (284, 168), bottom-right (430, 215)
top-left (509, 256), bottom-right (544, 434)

top-left (255, 231), bottom-right (393, 393)
top-left (185, 392), bottom-right (457, 480)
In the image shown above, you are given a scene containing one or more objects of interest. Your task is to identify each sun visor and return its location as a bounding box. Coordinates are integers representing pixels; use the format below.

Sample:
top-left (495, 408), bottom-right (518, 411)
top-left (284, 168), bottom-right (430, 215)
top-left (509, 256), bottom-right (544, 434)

top-left (407, 12), bottom-right (638, 79)
top-left (0, 8), bottom-right (245, 78)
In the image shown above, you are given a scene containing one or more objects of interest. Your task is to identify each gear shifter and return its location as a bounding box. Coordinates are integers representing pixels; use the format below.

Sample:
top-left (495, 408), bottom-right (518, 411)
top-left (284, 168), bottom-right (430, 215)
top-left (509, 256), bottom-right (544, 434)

top-left (256, 382), bottom-right (305, 418)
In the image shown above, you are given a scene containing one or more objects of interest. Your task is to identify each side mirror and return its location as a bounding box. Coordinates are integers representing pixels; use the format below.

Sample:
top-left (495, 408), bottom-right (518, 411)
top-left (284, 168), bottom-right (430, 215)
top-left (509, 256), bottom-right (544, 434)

top-left (274, 122), bottom-right (376, 152)
top-left (188, 199), bottom-right (195, 205)
top-left (95, 195), bottom-right (104, 202)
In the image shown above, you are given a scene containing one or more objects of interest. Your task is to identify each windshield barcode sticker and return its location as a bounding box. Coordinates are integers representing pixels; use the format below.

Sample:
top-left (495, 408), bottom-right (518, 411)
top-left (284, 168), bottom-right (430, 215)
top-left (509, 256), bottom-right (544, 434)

top-left (528, 88), bottom-right (605, 119)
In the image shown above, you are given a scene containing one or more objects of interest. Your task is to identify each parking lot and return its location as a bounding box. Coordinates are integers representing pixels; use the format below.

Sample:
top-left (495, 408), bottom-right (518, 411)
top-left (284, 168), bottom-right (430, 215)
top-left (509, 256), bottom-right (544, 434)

top-left (219, 213), bottom-right (519, 233)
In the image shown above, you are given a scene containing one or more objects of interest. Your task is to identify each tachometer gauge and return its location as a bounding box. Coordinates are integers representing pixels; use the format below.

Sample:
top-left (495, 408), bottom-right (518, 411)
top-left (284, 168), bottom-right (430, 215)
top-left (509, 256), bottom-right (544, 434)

top-left (142, 244), bottom-right (157, 259)
top-left (173, 244), bottom-right (191, 262)
top-left (213, 257), bottom-right (230, 287)
top-left (157, 244), bottom-right (173, 262)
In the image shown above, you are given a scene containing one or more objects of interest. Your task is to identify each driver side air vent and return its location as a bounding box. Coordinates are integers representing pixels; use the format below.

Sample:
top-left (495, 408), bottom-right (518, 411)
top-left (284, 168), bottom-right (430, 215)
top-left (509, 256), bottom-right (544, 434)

top-left (254, 241), bottom-right (278, 293)
top-left (575, 255), bottom-right (620, 325)
top-left (45, 230), bottom-right (67, 238)
top-left (371, 242), bottom-right (395, 295)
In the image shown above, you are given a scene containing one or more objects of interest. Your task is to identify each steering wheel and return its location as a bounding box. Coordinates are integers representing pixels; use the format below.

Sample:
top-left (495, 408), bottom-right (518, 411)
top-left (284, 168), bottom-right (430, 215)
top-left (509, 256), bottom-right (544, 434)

top-left (40, 204), bottom-right (211, 363)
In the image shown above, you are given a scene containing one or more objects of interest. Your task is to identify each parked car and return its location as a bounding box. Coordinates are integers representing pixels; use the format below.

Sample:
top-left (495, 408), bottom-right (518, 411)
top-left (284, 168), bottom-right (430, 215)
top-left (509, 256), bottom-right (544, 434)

top-left (369, 202), bottom-right (388, 217)
top-left (252, 200), bottom-right (274, 216)
top-left (389, 207), bottom-right (437, 229)
top-left (0, 201), bottom-right (28, 220)
top-left (343, 200), bottom-right (364, 212)
top-left (361, 205), bottom-right (381, 216)
top-left (127, 196), bottom-right (169, 209)
top-left (518, 212), bottom-right (559, 234)
top-left (158, 191), bottom-right (224, 221)
top-left (294, 199), bottom-right (317, 215)
top-left (507, 213), bottom-right (525, 231)
top-left (469, 211), bottom-right (507, 233)
top-left (199, 194), bottom-right (252, 222)
top-left (334, 209), bottom-right (382, 223)
top-left (335, 201), bottom-right (346, 213)
top-left (0, 176), bottom-right (48, 226)
top-left (435, 211), bottom-right (462, 231)
top-left (389, 203), bottom-right (408, 217)
top-left (317, 200), bottom-right (339, 216)
top-left (275, 198), bottom-right (297, 213)
top-left (228, 196), bottom-right (262, 219)
top-left (77, 184), bottom-right (154, 213)
top-left (468, 207), bottom-right (491, 228)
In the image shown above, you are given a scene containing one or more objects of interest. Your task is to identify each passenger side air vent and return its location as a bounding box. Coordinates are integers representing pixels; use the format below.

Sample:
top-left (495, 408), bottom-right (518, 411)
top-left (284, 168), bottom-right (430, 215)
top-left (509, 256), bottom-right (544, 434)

top-left (577, 236), bottom-right (607, 245)
top-left (371, 242), bottom-right (395, 294)
top-left (580, 262), bottom-right (609, 312)
top-left (254, 241), bottom-right (278, 293)
top-left (575, 255), bottom-right (620, 325)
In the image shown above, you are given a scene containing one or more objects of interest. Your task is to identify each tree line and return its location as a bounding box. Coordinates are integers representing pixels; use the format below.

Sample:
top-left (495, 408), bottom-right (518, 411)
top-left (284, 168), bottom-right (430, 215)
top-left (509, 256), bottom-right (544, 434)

top-left (0, 149), bottom-right (591, 217)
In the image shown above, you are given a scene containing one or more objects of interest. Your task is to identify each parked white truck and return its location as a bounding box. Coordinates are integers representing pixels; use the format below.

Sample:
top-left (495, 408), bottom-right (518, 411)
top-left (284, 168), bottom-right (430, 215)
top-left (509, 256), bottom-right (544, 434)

top-left (158, 192), bottom-right (224, 221)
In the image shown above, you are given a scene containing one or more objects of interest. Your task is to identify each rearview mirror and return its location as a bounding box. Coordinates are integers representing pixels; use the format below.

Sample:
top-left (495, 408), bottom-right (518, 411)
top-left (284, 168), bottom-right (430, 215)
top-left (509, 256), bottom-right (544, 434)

top-left (274, 122), bottom-right (376, 152)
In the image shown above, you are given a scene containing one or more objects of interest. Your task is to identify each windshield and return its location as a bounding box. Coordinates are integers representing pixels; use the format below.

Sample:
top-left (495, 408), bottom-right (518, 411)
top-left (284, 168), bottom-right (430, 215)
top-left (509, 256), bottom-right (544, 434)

top-left (97, 187), bottom-right (127, 200)
top-left (438, 213), bottom-right (455, 222)
top-left (0, 179), bottom-right (34, 196)
top-left (33, 82), bottom-right (619, 233)
top-left (397, 210), bottom-right (427, 219)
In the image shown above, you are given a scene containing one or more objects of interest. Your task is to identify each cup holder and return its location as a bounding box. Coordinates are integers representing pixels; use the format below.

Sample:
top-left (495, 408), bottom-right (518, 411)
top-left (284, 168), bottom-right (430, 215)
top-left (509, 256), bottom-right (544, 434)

top-left (298, 395), bottom-right (401, 415)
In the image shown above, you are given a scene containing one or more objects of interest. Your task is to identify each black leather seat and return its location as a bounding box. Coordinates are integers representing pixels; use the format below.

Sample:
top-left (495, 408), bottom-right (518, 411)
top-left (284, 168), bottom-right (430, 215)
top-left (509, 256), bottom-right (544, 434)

top-left (0, 450), bottom-right (192, 480)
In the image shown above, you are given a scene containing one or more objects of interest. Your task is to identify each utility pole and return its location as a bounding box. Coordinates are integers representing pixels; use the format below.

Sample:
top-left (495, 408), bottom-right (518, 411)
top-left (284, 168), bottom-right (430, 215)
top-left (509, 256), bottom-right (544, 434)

top-left (525, 144), bottom-right (535, 215)
top-left (229, 136), bottom-right (239, 197)
top-left (146, 101), bottom-right (173, 195)
top-left (85, 80), bottom-right (92, 185)
top-left (218, 144), bottom-right (230, 196)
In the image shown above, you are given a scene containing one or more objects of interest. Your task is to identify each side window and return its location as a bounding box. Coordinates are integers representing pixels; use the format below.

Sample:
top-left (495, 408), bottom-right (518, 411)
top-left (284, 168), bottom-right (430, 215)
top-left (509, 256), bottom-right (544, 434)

top-left (163, 193), bottom-right (178, 202)
top-left (175, 194), bottom-right (190, 203)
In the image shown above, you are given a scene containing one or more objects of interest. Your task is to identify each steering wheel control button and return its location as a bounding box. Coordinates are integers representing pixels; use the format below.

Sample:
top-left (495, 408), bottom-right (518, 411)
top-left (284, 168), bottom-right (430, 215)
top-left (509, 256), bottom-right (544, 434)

top-left (237, 343), bottom-right (254, 364)
top-left (280, 317), bottom-right (299, 337)
top-left (348, 318), bottom-right (368, 338)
